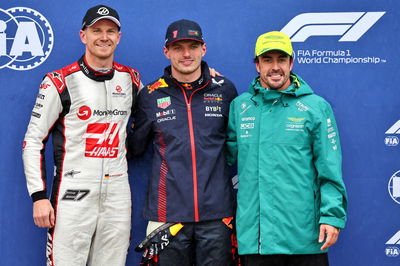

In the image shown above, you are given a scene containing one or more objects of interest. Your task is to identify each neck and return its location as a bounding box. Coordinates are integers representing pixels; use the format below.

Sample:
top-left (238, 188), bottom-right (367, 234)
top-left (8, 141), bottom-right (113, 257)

top-left (84, 53), bottom-right (114, 69)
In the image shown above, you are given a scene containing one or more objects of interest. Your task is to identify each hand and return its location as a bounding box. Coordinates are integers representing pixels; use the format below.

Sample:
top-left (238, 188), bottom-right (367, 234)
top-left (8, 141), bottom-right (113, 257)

top-left (209, 67), bottom-right (223, 78)
top-left (319, 224), bottom-right (340, 250)
top-left (33, 199), bottom-right (55, 228)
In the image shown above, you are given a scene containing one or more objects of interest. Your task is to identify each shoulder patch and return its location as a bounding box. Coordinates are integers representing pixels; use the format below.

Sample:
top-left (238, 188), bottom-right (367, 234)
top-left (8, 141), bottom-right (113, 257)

top-left (46, 70), bottom-right (66, 93)
top-left (45, 62), bottom-right (79, 93)
top-left (148, 78), bottom-right (168, 94)
top-left (212, 77), bottom-right (224, 87)
top-left (114, 62), bottom-right (141, 89)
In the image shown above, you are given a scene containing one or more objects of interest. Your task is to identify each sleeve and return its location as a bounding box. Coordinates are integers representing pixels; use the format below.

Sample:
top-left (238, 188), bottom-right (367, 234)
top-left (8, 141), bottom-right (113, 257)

top-left (226, 99), bottom-right (238, 166)
top-left (22, 77), bottom-right (63, 202)
top-left (312, 101), bottom-right (348, 229)
top-left (128, 89), bottom-right (153, 157)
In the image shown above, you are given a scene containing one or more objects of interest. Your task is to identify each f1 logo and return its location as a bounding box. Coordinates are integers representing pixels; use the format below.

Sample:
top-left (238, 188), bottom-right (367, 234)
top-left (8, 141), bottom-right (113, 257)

top-left (386, 230), bottom-right (400, 245)
top-left (386, 120), bottom-right (400, 134)
top-left (281, 12), bottom-right (385, 42)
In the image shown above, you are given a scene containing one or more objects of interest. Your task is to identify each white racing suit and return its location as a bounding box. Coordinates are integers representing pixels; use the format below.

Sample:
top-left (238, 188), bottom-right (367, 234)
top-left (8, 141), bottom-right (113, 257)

top-left (22, 56), bottom-right (141, 266)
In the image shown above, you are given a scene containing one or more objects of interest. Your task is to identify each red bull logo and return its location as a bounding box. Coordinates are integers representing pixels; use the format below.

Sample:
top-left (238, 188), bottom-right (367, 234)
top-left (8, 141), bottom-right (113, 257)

top-left (148, 78), bottom-right (168, 94)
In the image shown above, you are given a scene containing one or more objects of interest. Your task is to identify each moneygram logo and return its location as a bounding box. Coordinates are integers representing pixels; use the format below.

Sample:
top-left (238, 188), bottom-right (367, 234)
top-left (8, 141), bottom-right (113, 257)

top-left (281, 12), bottom-right (385, 42)
top-left (0, 7), bottom-right (54, 70)
top-left (385, 120), bottom-right (400, 147)
top-left (77, 106), bottom-right (92, 120)
top-left (388, 170), bottom-right (400, 205)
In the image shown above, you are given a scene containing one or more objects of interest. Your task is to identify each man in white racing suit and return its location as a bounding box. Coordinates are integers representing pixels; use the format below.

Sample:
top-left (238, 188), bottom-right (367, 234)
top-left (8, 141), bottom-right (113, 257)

top-left (22, 5), bottom-right (141, 265)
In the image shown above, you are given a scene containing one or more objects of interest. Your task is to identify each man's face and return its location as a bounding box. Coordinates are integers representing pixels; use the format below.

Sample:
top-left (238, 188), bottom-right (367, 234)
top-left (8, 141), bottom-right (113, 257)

top-left (164, 40), bottom-right (206, 80)
top-left (256, 50), bottom-right (293, 91)
top-left (80, 19), bottom-right (121, 63)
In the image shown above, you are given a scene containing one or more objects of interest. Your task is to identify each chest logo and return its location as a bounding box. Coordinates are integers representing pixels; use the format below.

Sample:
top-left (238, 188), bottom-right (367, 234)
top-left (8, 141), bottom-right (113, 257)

top-left (296, 101), bottom-right (309, 111)
top-left (77, 106), bottom-right (92, 120)
top-left (82, 122), bottom-right (120, 158)
top-left (287, 117), bottom-right (305, 122)
top-left (157, 96), bottom-right (171, 109)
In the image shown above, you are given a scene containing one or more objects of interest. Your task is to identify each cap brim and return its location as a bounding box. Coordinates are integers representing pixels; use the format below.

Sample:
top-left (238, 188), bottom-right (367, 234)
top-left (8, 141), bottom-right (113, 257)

top-left (165, 38), bottom-right (204, 47)
top-left (256, 48), bottom-right (292, 58)
top-left (86, 16), bottom-right (121, 28)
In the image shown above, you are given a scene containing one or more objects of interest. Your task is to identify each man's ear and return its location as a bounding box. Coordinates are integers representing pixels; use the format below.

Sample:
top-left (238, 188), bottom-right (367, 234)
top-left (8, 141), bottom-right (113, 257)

top-left (163, 46), bottom-right (170, 60)
top-left (79, 30), bottom-right (87, 44)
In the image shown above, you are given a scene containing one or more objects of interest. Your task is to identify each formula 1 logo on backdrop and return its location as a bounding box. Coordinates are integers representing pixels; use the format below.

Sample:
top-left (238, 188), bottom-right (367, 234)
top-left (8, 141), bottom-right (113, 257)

top-left (281, 12), bottom-right (385, 42)
top-left (0, 7), bottom-right (54, 70)
top-left (388, 170), bottom-right (400, 205)
top-left (281, 12), bottom-right (387, 65)
top-left (385, 120), bottom-right (400, 147)
top-left (385, 230), bottom-right (400, 257)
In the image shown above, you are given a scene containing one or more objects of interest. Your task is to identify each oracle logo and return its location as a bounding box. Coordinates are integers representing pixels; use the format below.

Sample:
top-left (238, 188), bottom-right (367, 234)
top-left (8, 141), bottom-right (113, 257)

top-left (77, 105), bottom-right (91, 120)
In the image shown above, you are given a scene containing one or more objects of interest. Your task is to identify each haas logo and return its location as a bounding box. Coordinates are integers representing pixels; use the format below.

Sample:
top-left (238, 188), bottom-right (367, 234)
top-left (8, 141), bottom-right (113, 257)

top-left (77, 106), bottom-right (92, 120)
top-left (82, 122), bottom-right (120, 158)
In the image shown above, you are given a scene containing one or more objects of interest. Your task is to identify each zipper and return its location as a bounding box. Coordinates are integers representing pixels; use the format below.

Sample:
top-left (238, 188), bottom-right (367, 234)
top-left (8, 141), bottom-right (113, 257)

top-left (174, 79), bottom-right (210, 222)
top-left (268, 99), bottom-right (279, 113)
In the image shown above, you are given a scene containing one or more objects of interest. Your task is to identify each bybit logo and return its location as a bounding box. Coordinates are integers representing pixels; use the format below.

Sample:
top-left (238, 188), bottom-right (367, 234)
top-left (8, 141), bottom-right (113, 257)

top-left (281, 12), bottom-right (385, 42)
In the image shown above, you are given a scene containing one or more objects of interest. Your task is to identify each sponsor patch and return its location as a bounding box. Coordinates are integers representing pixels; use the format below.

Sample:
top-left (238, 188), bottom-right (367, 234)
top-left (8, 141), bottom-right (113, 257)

top-left (77, 106), bottom-right (91, 120)
top-left (204, 92), bottom-right (223, 103)
top-left (40, 83), bottom-right (51, 90)
top-left (205, 105), bottom-right (222, 118)
top-left (34, 103), bottom-right (43, 109)
top-left (112, 85), bottom-right (127, 97)
top-left (286, 117), bottom-right (305, 132)
top-left (240, 123), bottom-right (254, 129)
top-left (296, 101), bottom-right (309, 111)
top-left (64, 170), bottom-right (81, 178)
top-left (32, 111), bottom-right (41, 118)
top-left (157, 116), bottom-right (176, 123)
top-left (211, 78), bottom-right (224, 87)
top-left (148, 78), bottom-right (168, 94)
top-left (240, 103), bottom-right (252, 115)
top-left (157, 96), bottom-right (171, 109)
top-left (188, 30), bottom-right (199, 36)
top-left (82, 122), bottom-right (120, 158)
top-left (156, 109), bottom-right (176, 118)
top-left (288, 117), bottom-right (305, 122)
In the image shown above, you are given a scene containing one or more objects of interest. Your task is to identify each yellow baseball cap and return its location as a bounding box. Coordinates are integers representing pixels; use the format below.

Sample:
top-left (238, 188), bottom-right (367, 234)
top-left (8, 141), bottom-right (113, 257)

top-left (255, 31), bottom-right (293, 57)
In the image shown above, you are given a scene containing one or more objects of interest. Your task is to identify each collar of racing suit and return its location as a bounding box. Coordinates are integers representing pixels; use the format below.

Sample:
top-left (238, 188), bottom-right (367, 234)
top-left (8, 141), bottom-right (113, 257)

top-left (78, 55), bottom-right (115, 81)
top-left (163, 61), bottom-right (211, 89)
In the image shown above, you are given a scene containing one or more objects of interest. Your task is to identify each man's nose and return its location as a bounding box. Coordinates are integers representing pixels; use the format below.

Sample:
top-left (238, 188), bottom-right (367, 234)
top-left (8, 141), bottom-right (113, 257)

top-left (182, 48), bottom-right (190, 57)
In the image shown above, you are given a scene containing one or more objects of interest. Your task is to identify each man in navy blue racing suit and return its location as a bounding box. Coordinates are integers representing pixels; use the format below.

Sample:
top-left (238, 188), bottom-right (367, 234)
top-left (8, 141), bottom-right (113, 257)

top-left (130, 19), bottom-right (238, 265)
